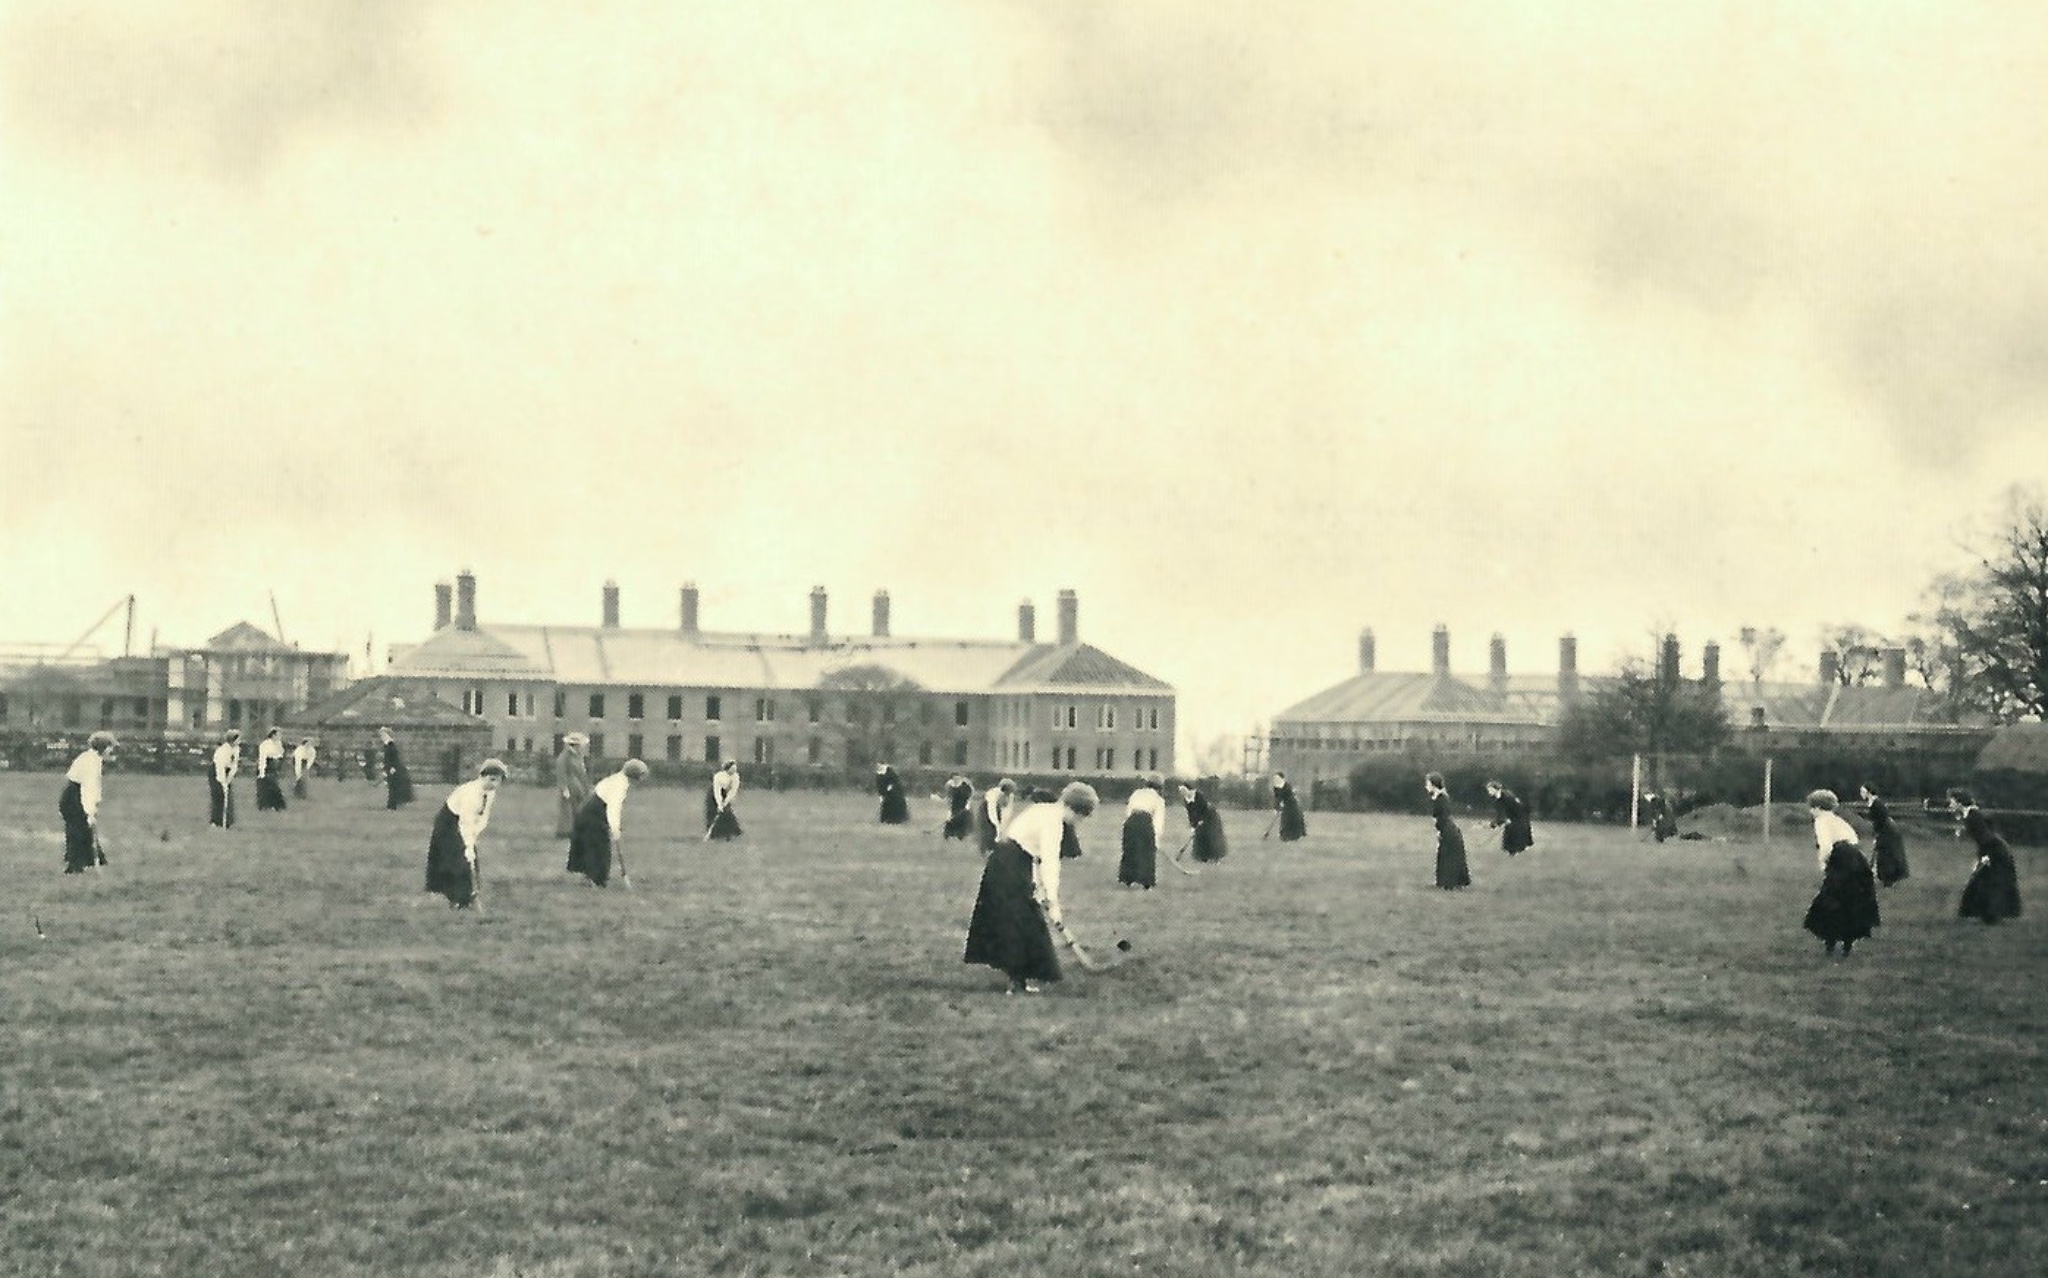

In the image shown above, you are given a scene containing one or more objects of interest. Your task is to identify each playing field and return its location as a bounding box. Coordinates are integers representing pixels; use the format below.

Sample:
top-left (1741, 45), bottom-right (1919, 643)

top-left (2, 774), bottom-right (2042, 1277)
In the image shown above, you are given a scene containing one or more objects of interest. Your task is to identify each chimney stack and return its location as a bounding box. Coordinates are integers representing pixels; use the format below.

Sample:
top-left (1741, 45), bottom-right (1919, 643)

top-left (1558, 633), bottom-right (1579, 704)
top-left (1659, 634), bottom-right (1681, 688)
top-left (1703, 640), bottom-right (1722, 689)
top-left (1818, 650), bottom-right (1840, 685)
top-left (809, 586), bottom-right (828, 645)
top-left (1883, 646), bottom-right (1906, 689)
top-left (1358, 627), bottom-right (1376, 674)
top-left (434, 581), bottom-right (452, 632)
top-left (602, 580), bottom-right (621, 629)
top-left (1489, 633), bottom-right (1508, 692)
top-left (1431, 625), bottom-right (1450, 677)
top-left (455, 570), bottom-right (477, 632)
top-left (1018, 599), bottom-right (1037, 643)
top-left (1057, 589), bottom-right (1079, 646)
top-left (679, 583), bottom-right (700, 637)
top-left (872, 589), bottom-right (891, 638)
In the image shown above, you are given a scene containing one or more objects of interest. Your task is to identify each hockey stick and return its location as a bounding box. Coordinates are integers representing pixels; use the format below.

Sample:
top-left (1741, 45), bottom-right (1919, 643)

top-left (1045, 912), bottom-right (1117, 973)
top-left (1168, 829), bottom-right (1202, 877)
top-left (91, 826), bottom-right (108, 869)
top-left (612, 836), bottom-right (634, 891)
top-left (702, 804), bottom-right (726, 842)
top-left (1261, 814), bottom-right (1278, 841)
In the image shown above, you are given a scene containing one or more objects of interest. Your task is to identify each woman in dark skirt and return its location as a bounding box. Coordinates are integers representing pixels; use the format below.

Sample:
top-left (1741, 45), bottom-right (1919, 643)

top-left (1857, 784), bottom-right (1909, 886)
top-left (208, 730), bottom-right (241, 829)
top-left (1950, 789), bottom-right (2022, 924)
top-left (425, 759), bottom-right (507, 909)
top-left (1120, 773), bottom-right (1166, 888)
top-left (554, 733), bottom-right (592, 853)
top-left (965, 782), bottom-right (1098, 994)
top-left (942, 775), bottom-right (977, 840)
top-left (1271, 772), bottom-right (1307, 842)
top-left (291, 737), bottom-right (317, 800)
top-left (1426, 773), bottom-right (1470, 889)
top-left (1486, 780), bottom-right (1534, 856)
top-left (1643, 790), bottom-right (1679, 842)
top-left (379, 727), bottom-right (415, 810)
top-left (975, 778), bottom-right (1017, 853)
top-left (1802, 789), bottom-right (1880, 955)
top-left (254, 728), bottom-right (289, 812)
top-left (59, 732), bottom-right (117, 873)
top-left (705, 760), bottom-right (744, 840)
top-left (1176, 781), bottom-right (1229, 864)
top-left (875, 763), bottom-right (911, 824)
top-left (568, 759), bottom-right (648, 888)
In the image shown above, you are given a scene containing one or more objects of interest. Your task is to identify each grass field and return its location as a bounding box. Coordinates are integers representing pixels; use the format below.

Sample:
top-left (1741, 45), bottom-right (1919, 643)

top-left (2, 773), bottom-right (2043, 1277)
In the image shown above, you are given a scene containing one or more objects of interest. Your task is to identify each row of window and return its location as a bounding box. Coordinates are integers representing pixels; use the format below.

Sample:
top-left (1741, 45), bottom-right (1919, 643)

top-left (994, 741), bottom-right (1165, 772)
top-left (1047, 705), bottom-right (1165, 732)
top-left (1276, 736), bottom-right (1545, 752)
top-left (457, 687), bottom-right (1169, 734)
top-left (525, 732), bottom-right (978, 769)
top-left (0, 694), bottom-right (280, 732)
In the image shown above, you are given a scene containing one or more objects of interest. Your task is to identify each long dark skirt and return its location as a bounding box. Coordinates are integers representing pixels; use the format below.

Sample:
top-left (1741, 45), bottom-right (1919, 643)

top-left (385, 765), bottom-right (416, 810)
top-left (963, 840), bottom-right (1062, 985)
top-left (1118, 811), bottom-right (1156, 888)
top-left (1501, 817), bottom-right (1534, 856)
top-left (424, 807), bottom-right (479, 907)
top-left (878, 789), bottom-right (911, 824)
top-left (1189, 818), bottom-right (1228, 864)
top-left (1804, 842), bottom-right (1880, 943)
top-left (59, 781), bottom-right (102, 873)
top-left (1277, 796), bottom-right (1307, 842)
top-left (704, 790), bottom-right (743, 840)
top-left (1959, 843), bottom-right (2022, 924)
top-left (1435, 822), bottom-right (1471, 889)
top-left (292, 773), bottom-right (309, 800)
top-left (256, 774), bottom-right (288, 812)
top-left (943, 796), bottom-right (975, 840)
top-left (208, 778), bottom-right (235, 828)
top-left (1871, 825), bottom-right (1909, 886)
top-left (567, 795), bottom-right (615, 887)
top-left (974, 803), bottom-right (1001, 853)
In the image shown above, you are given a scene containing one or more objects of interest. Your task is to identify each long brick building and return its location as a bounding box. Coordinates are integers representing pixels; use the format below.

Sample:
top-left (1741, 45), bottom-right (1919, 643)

top-left (384, 573), bottom-right (1175, 778)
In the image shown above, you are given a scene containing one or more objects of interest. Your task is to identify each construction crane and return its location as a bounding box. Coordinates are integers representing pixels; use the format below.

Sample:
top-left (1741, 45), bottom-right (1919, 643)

top-left (54, 595), bottom-right (136, 662)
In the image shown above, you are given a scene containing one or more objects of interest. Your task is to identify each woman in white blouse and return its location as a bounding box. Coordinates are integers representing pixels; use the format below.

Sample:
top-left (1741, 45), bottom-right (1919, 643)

top-left (291, 737), bottom-right (318, 799)
top-left (964, 781), bottom-right (1098, 994)
top-left (255, 728), bottom-right (289, 812)
top-left (426, 759), bottom-right (509, 909)
top-left (705, 760), bottom-right (743, 840)
top-left (1801, 789), bottom-right (1880, 957)
top-left (1118, 773), bottom-right (1167, 889)
top-left (568, 758), bottom-right (649, 888)
top-left (209, 730), bottom-right (242, 829)
top-left (60, 731), bottom-right (118, 873)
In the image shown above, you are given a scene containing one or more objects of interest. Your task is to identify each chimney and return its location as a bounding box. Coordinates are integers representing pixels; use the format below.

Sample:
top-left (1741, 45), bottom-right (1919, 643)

top-left (1818, 650), bottom-right (1840, 685)
top-left (602, 580), bottom-right (621, 629)
top-left (1659, 634), bottom-right (1681, 687)
top-left (433, 581), bottom-right (452, 632)
top-left (1357, 627), bottom-right (1376, 674)
top-left (1883, 646), bottom-right (1906, 689)
top-left (1057, 589), bottom-right (1078, 645)
top-left (1431, 625), bottom-right (1450, 677)
top-left (872, 590), bottom-right (891, 638)
top-left (1702, 640), bottom-right (1722, 689)
top-left (455, 570), bottom-right (477, 632)
top-left (1018, 599), bottom-right (1037, 643)
top-left (1558, 633), bottom-right (1580, 704)
top-left (679, 583), bottom-right (700, 637)
top-left (1489, 633), bottom-right (1508, 692)
top-left (809, 586), bottom-right (828, 645)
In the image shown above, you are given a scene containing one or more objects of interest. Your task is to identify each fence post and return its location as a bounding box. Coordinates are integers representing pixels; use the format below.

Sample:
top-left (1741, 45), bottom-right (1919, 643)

top-left (1762, 757), bottom-right (1773, 847)
top-left (1630, 753), bottom-right (1642, 830)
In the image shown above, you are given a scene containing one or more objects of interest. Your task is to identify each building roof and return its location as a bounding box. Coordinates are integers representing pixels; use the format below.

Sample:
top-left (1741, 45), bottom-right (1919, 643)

top-left (1276, 673), bottom-right (1548, 727)
top-left (1976, 722), bottom-right (2048, 772)
top-left (387, 624), bottom-right (1173, 696)
top-left (286, 676), bottom-right (486, 730)
top-left (205, 621), bottom-right (294, 652)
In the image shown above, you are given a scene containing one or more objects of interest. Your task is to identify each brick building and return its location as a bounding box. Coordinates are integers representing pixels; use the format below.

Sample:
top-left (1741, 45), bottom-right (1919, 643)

top-left (382, 573), bottom-right (1175, 779)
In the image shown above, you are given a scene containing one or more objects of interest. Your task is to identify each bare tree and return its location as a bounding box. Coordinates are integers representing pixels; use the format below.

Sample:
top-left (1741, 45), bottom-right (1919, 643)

top-left (1935, 487), bottom-right (2048, 722)
top-left (1736, 626), bottom-right (1786, 688)
top-left (1817, 624), bottom-right (1886, 686)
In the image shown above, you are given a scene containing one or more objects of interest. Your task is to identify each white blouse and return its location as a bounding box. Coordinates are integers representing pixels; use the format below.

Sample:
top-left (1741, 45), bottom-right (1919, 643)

top-left (66, 749), bottom-right (105, 820)
top-left (1125, 786), bottom-right (1167, 844)
top-left (1004, 801), bottom-right (1070, 925)
top-left (594, 771), bottom-right (633, 837)
top-left (1812, 810), bottom-right (1859, 867)
top-left (982, 785), bottom-right (1013, 833)
top-left (293, 743), bottom-right (317, 775)
top-left (258, 737), bottom-right (285, 776)
top-left (443, 778), bottom-right (497, 850)
top-left (712, 770), bottom-right (740, 806)
top-left (212, 742), bottom-right (240, 784)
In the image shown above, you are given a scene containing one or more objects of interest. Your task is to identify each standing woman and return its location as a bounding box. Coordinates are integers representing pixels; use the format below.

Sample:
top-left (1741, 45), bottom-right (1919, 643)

top-left (1950, 789), bottom-right (2022, 925)
top-left (291, 736), bottom-right (318, 800)
top-left (554, 733), bottom-right (592, 862)
top-left (1177, 780), bottom-right (1229, 864)
top-left (705, 760), bottom-right (744, 840)
top-left (964, 781), bottom-right (1099, 994)
top-left (1643, 790), bottom-right (1679, 842)
top-left (975, 778), bottom-right (1017, 853)
top-left (941, 775), bottom-right (977, 840)
top-left (59, 732), bottom-right (117, 873)
top-left (1119, 773), bottom-right (1167, 888)
top-left (379, 727), bottom-right (415, 810)
top-left (425, 759), bottom-right (508, 910)
top-left (1486, 780), bottom-right (1535, 857)
top-left (209, 730), bottom-right (242, 829)
top-left (1271, 772), bottom-right (1308, 842)
top-left (875, 763), bottom-right (911, 825)
top-left (569, 758), bottom-right (648, 888)
top-left (1425, 773), bottom-right (1471, 889)
top-left (1802, 789), bottom-right (1880, 956)
top-left (1859, 784), bottom-right (1910, 886)
top-left (254, 728), bottom-right (289, 812)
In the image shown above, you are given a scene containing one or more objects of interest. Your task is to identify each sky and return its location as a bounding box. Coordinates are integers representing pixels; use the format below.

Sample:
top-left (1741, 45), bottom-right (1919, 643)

top-left (5, 0), bottom-right (2048, 761)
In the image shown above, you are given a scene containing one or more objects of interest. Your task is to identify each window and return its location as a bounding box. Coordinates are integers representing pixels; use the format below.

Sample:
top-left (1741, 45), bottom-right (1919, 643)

top-left (753, 737), bottom-right (773, 765)
top-left (133, 697), bottom-right (149, 722)
top-left (227, 699), bottom-right (242, 726)
top-left (667, 695), bottom-right (683, 721)
top-left (705, 695), bottom-right (721, 722)
top-left (808, 736), bottom-right (823, 765)
top-left (704, 735), bottom-right (721, 763)
top-left (954, 700), bottom-right (970, 727)
top-left (1064, 745), bottom-right (1077, 770)
top-left (507, 691), bottom-right (520, 717)
top-left (807, 700), bottom-right (821, 724)
top-left (589, 733), bottom-right (606, 757)
top-left (1023, 741), bottom-right (1031, 767)
top-left (1097, 747), bottom-right (1116, 770)
top-left (461, 687), bottom-right (485, 715)
top-left (99, 698), bottom-right (115, 726)
top-left (1147, 707), bottom-right (1160, 731)
top-left (588, 693), bottom-right (605, 719)
top-left (952, 740), bottom-right (968, 766)
top-left (554, 690), bottom-right (567, 718)
top-left (918, 700), bottom-right (932, 725)
top-left (1147, 747), bottom-right (1159, 770)
top-left (1, 693), bottom-right (11, 721)
top-left (755, 697), bottom-right (775, 723)
top-left (917, 740), bottom-right (933, 765)
top-left (524, 691), bottom-right (536, 718)
top-left (1097, 705), bottom-right (1116, 731)
top-left (666, 735), bottom-right (683, 761)
top-left (1052, 704), bottom-right (1077, 730)
top-left (628, 693), bottom-right (645, 721)
top-left (627, 733), bottom-right (645, 759)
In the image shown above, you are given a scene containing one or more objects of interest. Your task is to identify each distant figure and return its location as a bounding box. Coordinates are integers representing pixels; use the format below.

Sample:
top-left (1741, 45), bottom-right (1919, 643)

top-left (705, 760), bottom-right (744, 840)
top-left (1119, 772), bottom-right (1167, 888)
top-left (1486, 780), bottom-right (1534, 856)
top-left (209, 730), bottom-right (242, 829)
top-left (1271, 772), bottom-right (1307, 842)
top-left (1177, 781), bottom-right (1229, 864)
top-left (1425, 772), bottom-right (1470, 890)
top-left (554, 733), bottom-right (592, 861)
top-left (425, 759), bottom-right (507, 910)
top-left (1643, 790), bottom-right (1678, 842)
top-left (1802, 789), bottom-right (1880, 957)
top-left (875, 763), bottom-right (911, 825)
top-left (361, 746), bottom-right (379, 783)
top-left (254, 728), bottom-right (289, 812)
top-left (975, 778), bottom-right (1017, 853)
top-left (1859, 784), bottom-right (1909, 886)
top-left (59, 731), bottom-right (117, 873)
top-left (379, 727), bottom-right (415, 810)
top-left (941, 775), bottom-right (977, 840)
top-left (569, 759), bottom-right (648, 888)
top-left (1949, 789), bottom-right (2022, 925)
top-left (964, 781), bottom-right (1098, 995)
top-left (291, 737), bottom-right (318, 799)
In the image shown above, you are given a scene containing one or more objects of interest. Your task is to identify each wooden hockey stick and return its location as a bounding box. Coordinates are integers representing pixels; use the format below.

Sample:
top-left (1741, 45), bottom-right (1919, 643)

top-left (1168, 829), bottom-right (1202, 877)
